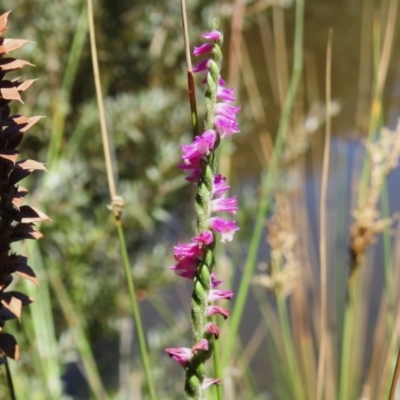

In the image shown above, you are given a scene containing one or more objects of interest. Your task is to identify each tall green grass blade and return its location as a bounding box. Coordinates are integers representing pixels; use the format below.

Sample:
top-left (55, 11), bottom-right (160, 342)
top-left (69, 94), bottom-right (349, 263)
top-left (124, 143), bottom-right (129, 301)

top-left (25, 241), bottom-right (63, 400)
top-left (116, 223), bottom-right (157, 400)
top-left (222, 0), bottom-right (304, 367)
top-left (47, 270), bottom-right (109, 400)
top-left (47, 3), bottom-right (89, 165)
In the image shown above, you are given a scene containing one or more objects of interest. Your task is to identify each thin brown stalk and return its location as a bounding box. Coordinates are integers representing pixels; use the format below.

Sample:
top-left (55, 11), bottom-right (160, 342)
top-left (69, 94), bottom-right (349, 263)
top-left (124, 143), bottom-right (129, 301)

top-left (180, 0), bottom-right (198, 138)
top-left (355, 0), bottom-right (373, 131)
top-left (257, 13), bottom-right (280, 105)
top-left (87, 0), bottom-right (116, 201)
top-left (5, 359), bottom-right (16, 400)
top-left (87, 1), bottom-right (156, 398)
top-left (272, 6), bottom-right (289, 111)
top-left (317, 29), bottom-right (333, 400)
top-left (368, 0), bottom-right (397, 137)
top-left (228, 0), bottom-right (246, 92)
top-left (388, 345), bottom-right (400, 399)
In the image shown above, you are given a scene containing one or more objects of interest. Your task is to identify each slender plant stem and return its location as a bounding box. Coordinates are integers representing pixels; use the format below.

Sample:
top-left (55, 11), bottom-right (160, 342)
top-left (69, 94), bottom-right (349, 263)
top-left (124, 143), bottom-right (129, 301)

top-left (25, 241), bottom-right (62, 399)
top-left (180, 0), bottom-right (199, 138)
top-left (47, 3), bottom-right (88, 165)
top-left (87, 0), bottom-right (117, 200)
top-left (5, 359), bottom-right (16, 400)
top-left (358, 0), bottom-right (397, 205)
top-left (222, 0), bottom-right (304, 367)
top-left (276, 293), bottom-right (306, 400)
top-left (317, 28), bottom-right (333, 400)
top-left (381, 182), bottom-right (394, 327)
top-left (388, 346), bottom-right (400, 400)
top-left (47, 270), bottom-right (109, 400)
top-left (87, 1), bottom-right (157, 398)
top-left (116, 223), bottom-right (157, 400)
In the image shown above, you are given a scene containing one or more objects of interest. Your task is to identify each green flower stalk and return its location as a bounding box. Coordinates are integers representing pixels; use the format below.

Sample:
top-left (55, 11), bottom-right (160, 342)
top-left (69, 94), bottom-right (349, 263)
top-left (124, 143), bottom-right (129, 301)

top-left (166, 26), bottom-right (240, 399)
top-left (0, 11), bottom-right (47, 361)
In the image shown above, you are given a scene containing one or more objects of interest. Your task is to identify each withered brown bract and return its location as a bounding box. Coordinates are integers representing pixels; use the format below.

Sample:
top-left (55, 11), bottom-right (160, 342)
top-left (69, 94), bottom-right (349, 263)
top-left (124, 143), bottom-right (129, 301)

top-left (0, 11), bottom-right (48, 362)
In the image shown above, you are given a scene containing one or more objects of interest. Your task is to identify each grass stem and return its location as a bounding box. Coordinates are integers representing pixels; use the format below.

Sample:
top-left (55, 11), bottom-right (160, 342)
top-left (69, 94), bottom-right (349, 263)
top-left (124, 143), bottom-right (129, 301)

top-left (222, 0), bottom-right (304, 368)
top-left (87, 1), bottom-right (157, 398)
top-left (317, 28), bottom-right (333, 400)
top-left (5, 359), bottom-right (16, 400)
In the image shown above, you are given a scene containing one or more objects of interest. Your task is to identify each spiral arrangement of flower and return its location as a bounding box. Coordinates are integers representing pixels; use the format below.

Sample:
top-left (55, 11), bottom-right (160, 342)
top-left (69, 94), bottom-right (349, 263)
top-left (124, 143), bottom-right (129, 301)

top-left (166, 26), bottom-right (240, 399)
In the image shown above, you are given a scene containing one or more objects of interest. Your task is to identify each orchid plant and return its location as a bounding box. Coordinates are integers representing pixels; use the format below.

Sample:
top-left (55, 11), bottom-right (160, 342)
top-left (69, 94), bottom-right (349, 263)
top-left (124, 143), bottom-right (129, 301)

top-left (166, 26), bottom-right (240, 399)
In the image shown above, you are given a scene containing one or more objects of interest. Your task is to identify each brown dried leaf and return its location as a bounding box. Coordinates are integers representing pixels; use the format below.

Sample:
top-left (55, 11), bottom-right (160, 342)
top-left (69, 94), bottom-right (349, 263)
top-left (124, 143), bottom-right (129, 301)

top-left (11, 224), bottom-right (43, 242)
top-left (15, 159), bottom-right (46, 171)
top-left (0, 58), bottom-right (34, 72)
top-left (0, 39), bottom-right (30, 54)
top-left (17, 205), bottom-right (50, 223)
top-left (4, 115), bottom-right (43, 138)
top-left (20, 115), bottom-right (43, 133)
top-left (0, 149), bottom-right (18, 162)
top-left (11, 186), bottom-right (28, 208)
top-left (1, 115), bottom-right (28, 126)
top-left (0, 333), bottom-right (19, 360)
top-left (0, 185), bottom-right (28, 206)
top-left (0, 11), bottom-right (11, 35)
top-left (11, 256), bottom-right (39, 286)
top-left (14, 78), bottom-right (37, 92)
top-left (1, 296), bottom-right (22, 320)
top-left (0, 81), bottom-right (22, 102)
top-left (8, 168), bottom-right (31, 184)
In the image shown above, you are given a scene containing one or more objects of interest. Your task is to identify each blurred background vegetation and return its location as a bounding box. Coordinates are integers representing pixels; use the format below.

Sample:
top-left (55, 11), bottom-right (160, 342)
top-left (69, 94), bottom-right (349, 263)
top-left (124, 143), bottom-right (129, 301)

top-left (1, 0), bottom-right (400, 399)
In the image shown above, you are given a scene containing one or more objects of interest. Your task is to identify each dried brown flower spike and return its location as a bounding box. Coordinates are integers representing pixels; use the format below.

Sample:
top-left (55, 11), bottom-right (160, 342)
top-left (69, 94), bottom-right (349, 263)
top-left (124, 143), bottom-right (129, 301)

top-left (0, 11), bottom-right (47, 361)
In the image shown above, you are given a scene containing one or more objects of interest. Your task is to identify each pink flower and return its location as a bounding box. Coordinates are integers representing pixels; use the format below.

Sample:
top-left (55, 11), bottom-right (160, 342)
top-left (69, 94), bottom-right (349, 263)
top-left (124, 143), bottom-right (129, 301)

top-left (193, 338), bottom-right (209, 352)
top-left (193, 43), bottom-right (214, 56)
top-left (181, 130), bottom-right (216, 161)
top-left (211, 196), bottom-right (238, 214)
top-left (202, 30), bottom-right (222, 41)
top-left (173, 242), bottom-right (203, 261)
top-left (217, 86), bottom-right (236, 102)
top-left (179, 157), bottom-right (202, 183)
top-left (207, 305), bottom-right (230, 319)
top-left (165, 346), bottom-right (192, 367)
top-left (202, 377), bottom-right (222, 389)
top-left (192, 230), bottom-right (214, 246)
top-left (205, 322), bottom-right (220, 339)
top-left (215, 103), bottom-right (240, 119)
top-left (170, 257), bottom-right (198, 280)
top-left (193, 59), bottom-right (211, 73)
top-left (211, 272), bottom-right (223, 288)
top-left (215, 114), bottom-right (240, 138)
top-left (165, 339), bottom-right (209, 368)
top-left (213, 175), bottom-right (230, 197)
top-left (208, 289), bottom-right (234, 302)
top-left (209, 217), bottom-right (239, 242)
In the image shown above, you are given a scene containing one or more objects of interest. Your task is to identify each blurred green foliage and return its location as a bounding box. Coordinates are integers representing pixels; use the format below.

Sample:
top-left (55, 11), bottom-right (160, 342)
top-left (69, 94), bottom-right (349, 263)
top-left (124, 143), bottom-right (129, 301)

top-left (0, 0), bottom-right (223, 398)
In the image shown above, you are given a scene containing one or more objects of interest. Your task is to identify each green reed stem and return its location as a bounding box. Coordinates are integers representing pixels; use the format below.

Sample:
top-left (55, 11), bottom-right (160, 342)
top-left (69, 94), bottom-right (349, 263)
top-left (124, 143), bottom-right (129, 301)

top-left (87, 0), bottom-right (156, 398)
top-left (5, 359), bottom-right (16, 400)
top-left (276, 293), bottom-right (306, 400)
top-left (47, 3), bottom-right (88, 165)
top-left (357, 0), bottom-right (397, 205)
top-left (222, 0), bottom-right (304, 367)
top-left (116, 223), bottom-right (157, 400)
top-left (381, 182), bottom-right (394, 324)
top-left (388, 346), bottom-right (400, 400)
top-left (339, 268), bottom-right (363, 400)
top-left (24, 241), bottom-right (63, 399)
top-left (47, 270), bottom-right (109, 400)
